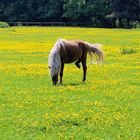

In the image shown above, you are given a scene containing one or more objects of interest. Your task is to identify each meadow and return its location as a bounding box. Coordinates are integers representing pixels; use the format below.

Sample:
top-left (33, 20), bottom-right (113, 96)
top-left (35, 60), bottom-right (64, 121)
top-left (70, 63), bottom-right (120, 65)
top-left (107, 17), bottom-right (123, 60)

top-left (0, 27), bottom-right (140, 140)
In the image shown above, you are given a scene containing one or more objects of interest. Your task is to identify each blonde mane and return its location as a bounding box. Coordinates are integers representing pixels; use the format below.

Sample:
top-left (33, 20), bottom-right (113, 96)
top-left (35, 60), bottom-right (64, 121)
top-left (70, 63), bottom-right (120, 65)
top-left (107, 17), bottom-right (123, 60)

top-left (48, 40), bottom-right (61, 66)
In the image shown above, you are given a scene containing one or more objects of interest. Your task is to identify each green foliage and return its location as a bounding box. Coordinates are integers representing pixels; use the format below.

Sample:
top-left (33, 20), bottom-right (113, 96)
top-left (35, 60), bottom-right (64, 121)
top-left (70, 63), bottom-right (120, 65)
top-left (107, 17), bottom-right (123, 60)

top-left (0, 21), bottom-right (9, 28)
top-left (63, 0), bottom-right (109, 26)
top-left (120, 47), bottom-right (137, 55)
top-left (0, 0), bottom-right (139, 27)
top-left (0, 0), bottom-right (64, 22)
top-left (42, 0), bottom-right (64, 21)
top-left (108, 0), bottom-right (140, 28)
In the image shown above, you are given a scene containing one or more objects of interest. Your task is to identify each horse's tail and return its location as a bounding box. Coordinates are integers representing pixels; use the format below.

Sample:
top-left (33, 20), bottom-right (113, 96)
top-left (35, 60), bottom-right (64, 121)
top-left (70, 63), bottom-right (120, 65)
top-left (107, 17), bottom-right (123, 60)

top-left (84, 42), bottom-right (104, 64)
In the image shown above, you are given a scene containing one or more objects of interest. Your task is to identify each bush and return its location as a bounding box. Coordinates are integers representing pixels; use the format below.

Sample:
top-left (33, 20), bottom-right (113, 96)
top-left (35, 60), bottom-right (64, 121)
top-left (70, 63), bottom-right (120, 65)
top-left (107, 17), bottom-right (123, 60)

top-left (120, 47), bottom-right (137, 55)
top-left (136, 23), bottom-right (140, 28)
top-left (0, 22), bottom-right (9, 28)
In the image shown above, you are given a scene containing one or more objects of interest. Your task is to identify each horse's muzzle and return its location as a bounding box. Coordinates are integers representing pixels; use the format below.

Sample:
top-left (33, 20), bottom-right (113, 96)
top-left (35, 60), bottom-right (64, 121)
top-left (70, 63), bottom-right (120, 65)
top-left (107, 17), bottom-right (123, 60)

top-left (52, 75), bottom-right (58, 85)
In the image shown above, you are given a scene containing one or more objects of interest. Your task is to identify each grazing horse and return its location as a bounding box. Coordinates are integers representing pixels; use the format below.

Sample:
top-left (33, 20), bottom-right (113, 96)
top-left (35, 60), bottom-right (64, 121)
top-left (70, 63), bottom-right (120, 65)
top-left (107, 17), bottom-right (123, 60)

top-left (48, 39), bottom-right (104, 85)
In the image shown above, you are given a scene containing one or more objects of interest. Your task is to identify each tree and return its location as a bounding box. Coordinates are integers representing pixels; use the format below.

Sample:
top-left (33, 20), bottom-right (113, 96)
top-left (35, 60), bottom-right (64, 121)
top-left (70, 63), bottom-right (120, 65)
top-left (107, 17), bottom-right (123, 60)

top-left (107, 0), bottom-right (139, 28)
top-left (0, 0), bottom-right (64, 22)
top-left (0, 0), bottom-right (139, 27)
top-left (2, 0), bottom-right (29, 21)
top-left (63, 0), bottom-right (110, 27)
top-left (43, 0), bottom-right (64, 21)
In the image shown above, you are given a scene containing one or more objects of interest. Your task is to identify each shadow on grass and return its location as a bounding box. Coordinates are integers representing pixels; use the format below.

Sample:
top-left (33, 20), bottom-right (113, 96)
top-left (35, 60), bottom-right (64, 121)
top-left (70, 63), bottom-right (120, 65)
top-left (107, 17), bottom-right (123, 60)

top-left (58, 82), bottom-right (86, 87)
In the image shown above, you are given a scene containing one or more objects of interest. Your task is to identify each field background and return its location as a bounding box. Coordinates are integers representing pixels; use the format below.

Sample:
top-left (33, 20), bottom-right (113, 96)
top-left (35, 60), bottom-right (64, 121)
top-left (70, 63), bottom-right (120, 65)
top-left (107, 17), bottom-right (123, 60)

top-left (0, 27), bottom-right (140, 139)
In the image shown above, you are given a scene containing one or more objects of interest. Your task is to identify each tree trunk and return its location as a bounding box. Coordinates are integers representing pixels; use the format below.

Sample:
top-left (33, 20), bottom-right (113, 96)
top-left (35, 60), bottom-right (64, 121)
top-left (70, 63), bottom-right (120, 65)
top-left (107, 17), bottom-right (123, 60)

top-left (127, 18), bottom-right (130, 27)
top-left (113, 19), bottom-right (116, 27)
top-left (119, 18), bottom-right (123, 28)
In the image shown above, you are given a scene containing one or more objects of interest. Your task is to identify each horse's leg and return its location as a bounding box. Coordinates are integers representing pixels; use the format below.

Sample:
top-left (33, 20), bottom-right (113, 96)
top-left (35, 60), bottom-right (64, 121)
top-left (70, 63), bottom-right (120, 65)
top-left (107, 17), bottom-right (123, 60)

top-left (82, 56), bottom-right (87, 82)
top-left (75, 59), bottom-right (81, 69)
top-left (59, 63), bottom-right (64, 84)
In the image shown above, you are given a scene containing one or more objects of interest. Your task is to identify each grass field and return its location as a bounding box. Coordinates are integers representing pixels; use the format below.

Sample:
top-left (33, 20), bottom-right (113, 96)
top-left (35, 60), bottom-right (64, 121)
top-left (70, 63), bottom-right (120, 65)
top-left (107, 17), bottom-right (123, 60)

top-left (0, 27), bottom-right (140, 139)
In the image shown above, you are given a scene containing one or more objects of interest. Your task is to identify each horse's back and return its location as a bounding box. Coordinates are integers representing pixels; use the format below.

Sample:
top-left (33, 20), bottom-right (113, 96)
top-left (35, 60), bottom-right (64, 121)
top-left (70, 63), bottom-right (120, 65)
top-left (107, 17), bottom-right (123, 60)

top-left (60, 40), bottom-right (84, 63)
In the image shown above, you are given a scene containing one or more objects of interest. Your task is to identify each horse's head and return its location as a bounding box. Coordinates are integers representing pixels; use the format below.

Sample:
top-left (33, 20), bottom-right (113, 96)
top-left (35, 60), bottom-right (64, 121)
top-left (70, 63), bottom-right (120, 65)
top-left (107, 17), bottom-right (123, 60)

top-left (48, 51), bottom-right (61, 85)
top-left (49, 64), bottom-right (60, 85)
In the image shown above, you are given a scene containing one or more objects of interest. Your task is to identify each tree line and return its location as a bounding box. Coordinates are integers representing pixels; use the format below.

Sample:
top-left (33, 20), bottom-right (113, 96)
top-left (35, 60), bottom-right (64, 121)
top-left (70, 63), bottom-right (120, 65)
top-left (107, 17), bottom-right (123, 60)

top-left (0, 0), bottom-right (139, 28)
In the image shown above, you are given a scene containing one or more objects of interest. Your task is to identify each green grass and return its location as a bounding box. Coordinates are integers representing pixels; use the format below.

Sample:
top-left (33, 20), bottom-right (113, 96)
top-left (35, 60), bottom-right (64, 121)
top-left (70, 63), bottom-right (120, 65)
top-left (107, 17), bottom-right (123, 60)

top-left (0, 27), bottom-right (140, 139)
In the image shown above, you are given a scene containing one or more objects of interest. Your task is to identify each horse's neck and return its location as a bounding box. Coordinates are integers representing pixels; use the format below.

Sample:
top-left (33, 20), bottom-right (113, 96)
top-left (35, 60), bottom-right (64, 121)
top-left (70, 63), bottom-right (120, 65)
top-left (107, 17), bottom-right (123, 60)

top-left (54, 49), bottom-right (61, 65)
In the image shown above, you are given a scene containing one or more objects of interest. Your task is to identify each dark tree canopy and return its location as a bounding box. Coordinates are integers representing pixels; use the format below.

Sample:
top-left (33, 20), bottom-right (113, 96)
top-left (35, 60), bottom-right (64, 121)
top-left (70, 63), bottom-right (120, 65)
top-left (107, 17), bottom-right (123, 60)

top-left (107, 0), bottom-right (139, 27)
top-left (0, 0), bottom-right (139, 27)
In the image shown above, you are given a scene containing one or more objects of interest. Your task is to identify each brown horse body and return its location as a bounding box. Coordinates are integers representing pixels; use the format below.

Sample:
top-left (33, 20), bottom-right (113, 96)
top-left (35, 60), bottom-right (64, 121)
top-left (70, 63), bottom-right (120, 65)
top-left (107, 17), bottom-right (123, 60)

top-left (48, 39), bottom-right (103, 85)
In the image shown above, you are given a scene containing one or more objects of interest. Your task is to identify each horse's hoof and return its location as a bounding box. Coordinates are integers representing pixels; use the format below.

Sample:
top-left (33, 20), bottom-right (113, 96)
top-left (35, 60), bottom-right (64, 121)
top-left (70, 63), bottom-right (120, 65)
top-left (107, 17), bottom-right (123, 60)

top-left (82, 80), bottom-right (86, 83)
top-left (58, 82), bottom-right (62, 86)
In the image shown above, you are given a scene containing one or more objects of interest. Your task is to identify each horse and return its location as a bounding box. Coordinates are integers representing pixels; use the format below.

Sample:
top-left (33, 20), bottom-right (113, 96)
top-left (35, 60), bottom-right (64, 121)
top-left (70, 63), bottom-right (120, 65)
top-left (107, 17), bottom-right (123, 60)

top-left (48, 39), bottom-right (104, 85)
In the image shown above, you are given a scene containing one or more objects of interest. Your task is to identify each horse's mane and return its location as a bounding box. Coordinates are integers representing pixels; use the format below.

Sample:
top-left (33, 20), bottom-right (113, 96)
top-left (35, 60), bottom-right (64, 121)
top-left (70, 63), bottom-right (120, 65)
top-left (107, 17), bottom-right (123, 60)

top-left (52, 39), bottom-right (67, 52)
top-left (48, 39), bottom-right (63, 68)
